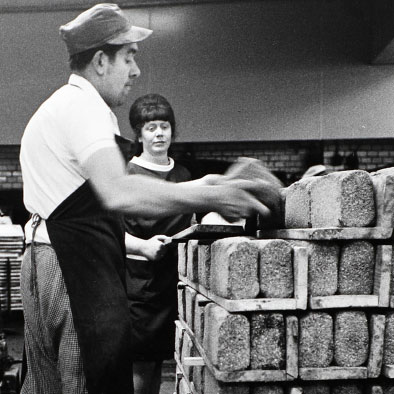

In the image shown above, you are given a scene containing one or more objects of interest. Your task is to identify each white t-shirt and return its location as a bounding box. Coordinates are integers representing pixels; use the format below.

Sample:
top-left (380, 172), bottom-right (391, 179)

top-left (20, 74), bottom-right (120, 243)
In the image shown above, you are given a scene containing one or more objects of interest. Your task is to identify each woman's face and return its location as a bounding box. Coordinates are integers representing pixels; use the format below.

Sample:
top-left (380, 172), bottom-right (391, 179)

top-left (139, 120), bottom-right (172, 156)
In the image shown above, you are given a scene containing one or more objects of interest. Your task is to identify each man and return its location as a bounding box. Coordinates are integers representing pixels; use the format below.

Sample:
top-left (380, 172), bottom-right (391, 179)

top-left (19, 3), bottom-right (273, 394)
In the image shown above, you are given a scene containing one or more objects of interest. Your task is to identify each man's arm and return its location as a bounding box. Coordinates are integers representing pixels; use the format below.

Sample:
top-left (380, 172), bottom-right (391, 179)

top-left (83, 146), bottom-right (271, 219)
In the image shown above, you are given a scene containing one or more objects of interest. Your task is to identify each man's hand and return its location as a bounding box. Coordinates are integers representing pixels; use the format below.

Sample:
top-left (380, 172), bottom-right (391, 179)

top-left (225, 157), bottom-right (283, 187)
top-left (199, 174), bottom-right (224, 185)
top-left (212, 183), bottom-right (272, 222)
top-left (220, 158), bottom-right (283, 224)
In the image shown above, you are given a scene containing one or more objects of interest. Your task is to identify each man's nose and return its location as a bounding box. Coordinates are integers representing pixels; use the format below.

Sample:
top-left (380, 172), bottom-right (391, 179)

top-left (130, 62), bottom-right (141, 79)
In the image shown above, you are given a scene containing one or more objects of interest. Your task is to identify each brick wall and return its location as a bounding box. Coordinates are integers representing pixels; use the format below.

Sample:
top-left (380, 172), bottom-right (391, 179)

top-left (171, 141), bottom-right (308, 185)
top-left (3, 139), bottom-right (394, 191)
top-left (323, 141), bottom-right (394, 172)
top-left (171, 139), bottom-right (394, 186)
top-left (0, 146), bottom-right (22, 190)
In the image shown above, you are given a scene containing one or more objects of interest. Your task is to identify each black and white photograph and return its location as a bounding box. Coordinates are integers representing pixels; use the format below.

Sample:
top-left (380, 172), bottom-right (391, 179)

top-left (1, 0), bottom-right (394, 393)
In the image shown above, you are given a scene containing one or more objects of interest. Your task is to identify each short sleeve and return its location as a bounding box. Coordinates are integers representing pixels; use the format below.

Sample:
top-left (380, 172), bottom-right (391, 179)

top-left (66, 98), bottom-right (119, 164)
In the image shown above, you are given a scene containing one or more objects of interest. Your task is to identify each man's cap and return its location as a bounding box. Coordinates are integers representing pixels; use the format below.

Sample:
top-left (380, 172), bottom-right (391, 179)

top-left (59, 3), bottom-right (153, 56)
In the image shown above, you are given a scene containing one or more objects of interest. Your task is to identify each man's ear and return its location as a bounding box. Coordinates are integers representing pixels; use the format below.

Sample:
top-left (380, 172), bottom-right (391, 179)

top-left (91, 50), bottom-right (106, 76)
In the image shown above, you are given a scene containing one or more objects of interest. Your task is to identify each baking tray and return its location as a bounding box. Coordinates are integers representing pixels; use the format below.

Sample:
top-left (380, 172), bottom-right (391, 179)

top-left (171, 224), bottom-right (245, 243)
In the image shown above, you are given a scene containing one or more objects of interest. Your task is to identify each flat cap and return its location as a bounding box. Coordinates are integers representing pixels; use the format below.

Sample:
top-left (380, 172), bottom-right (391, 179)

top-left (59, 3), bottom-right (152, 55)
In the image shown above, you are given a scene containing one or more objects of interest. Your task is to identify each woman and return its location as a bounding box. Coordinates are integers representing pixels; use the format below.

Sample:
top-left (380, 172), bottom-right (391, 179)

top-left (125, 94), bottom-right (192, 394)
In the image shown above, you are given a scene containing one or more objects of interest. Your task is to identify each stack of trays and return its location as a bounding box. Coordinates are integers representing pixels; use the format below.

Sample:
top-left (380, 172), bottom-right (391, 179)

top-left (174, 168), bottom-right (394, 394)
top-left (0, 225), bottom-right (24, 311)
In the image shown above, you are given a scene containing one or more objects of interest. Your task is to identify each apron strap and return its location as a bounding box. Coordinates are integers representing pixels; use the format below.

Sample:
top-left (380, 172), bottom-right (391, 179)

top-left (30, 213), bottom-right (42, 297)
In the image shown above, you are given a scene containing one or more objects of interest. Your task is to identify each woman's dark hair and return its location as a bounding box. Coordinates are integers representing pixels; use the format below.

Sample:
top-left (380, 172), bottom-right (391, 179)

top-left (129, 94), bottom-right (176, 148)
top-left (69, 43), bottom-right (124, 71)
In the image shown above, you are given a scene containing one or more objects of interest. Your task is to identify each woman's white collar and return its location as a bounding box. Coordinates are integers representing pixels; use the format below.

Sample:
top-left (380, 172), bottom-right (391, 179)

top-left (130, 156), bottom-right (175, 172)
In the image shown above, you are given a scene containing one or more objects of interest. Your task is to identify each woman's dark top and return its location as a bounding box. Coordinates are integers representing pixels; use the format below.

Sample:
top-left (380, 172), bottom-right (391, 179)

top-left (125, 157), bottom-right (192, 360)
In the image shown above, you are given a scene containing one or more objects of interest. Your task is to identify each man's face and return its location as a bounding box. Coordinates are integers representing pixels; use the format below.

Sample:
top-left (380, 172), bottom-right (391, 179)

top-left (102, 43), bottom-right (140, 108)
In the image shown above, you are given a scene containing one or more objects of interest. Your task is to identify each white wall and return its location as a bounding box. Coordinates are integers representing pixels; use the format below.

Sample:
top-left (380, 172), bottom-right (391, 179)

top-left (1, 0), bottom-right (394, 144)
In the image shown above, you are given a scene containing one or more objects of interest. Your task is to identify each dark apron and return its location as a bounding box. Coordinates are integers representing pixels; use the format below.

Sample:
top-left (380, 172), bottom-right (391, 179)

top-left (45, 136), bottom-right (134, 394)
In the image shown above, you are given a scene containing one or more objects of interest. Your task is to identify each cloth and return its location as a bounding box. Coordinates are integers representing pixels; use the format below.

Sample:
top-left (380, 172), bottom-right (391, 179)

top-left (20, 73), bottom-right (120, 244)
top-left (125, 157), bottom-right (192, 360)
top-left (45, 179), bottom-right (132, 394)
top-left (130, 155), bottom-right (175, 172)
top-left (59, 4), bottom-right (152, 56)
top-left (20, 70), bottom-right (134, 393)
top-left (21, 244), bottom-right (88, 394)
top-left (125, 157), bottom-right (191, 238)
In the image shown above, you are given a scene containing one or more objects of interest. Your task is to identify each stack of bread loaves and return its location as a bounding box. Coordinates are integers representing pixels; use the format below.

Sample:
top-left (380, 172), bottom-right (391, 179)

top-left (175, 167), bottom-right (394, 394)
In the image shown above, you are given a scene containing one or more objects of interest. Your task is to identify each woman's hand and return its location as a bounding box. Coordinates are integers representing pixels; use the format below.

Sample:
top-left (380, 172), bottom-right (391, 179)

top-left (140, 235), bottom-right (172, 261)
